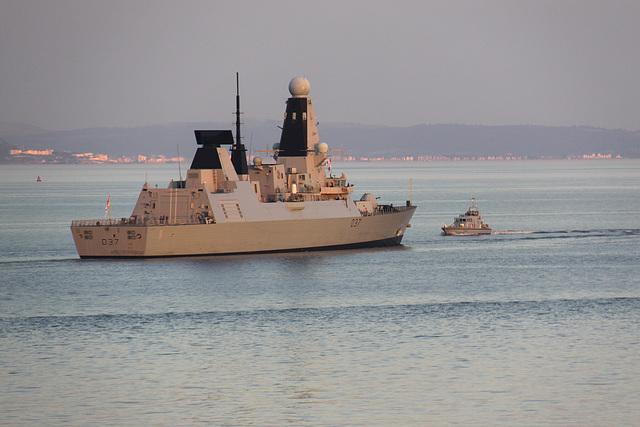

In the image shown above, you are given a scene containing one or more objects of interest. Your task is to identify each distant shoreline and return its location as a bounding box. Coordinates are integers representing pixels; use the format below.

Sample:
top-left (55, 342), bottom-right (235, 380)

top-left (3, 122), bottom-right (639, 162)
top-left (1, 153), bottom-right (627, 165)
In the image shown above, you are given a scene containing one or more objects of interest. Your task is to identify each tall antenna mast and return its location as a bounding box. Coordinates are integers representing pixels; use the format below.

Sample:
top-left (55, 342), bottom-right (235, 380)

top-left (230, 73), bottom-right (249, 176)
top-left (235, 72), bottom-right (242, 146)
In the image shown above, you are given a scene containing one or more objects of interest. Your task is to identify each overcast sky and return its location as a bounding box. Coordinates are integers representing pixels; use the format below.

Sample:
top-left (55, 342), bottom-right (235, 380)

top-left (1, 0), bottom-right (639, 131)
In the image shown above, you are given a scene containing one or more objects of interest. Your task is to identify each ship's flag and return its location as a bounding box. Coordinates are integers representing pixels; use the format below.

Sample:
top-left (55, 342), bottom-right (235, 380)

top-left (326, 157), bottom-right (332, 171)
top-left (104, 196), bottom-right (111, 218)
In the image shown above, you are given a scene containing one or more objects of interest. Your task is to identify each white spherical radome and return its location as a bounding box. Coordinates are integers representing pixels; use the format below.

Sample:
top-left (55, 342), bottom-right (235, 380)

top-left (316, 142), bottom-right (329, 153)
top-left (288, 77), bottom-right (311, 97)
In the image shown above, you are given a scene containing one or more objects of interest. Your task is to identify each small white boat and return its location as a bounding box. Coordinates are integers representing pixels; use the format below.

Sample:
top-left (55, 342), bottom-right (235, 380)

top-left (442, 198), bottom-right (491, 235)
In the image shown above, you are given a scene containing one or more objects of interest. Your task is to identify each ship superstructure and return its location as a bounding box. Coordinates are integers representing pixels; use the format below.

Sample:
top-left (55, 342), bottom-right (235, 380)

top-left (71, 76), bottom-right (416, 257)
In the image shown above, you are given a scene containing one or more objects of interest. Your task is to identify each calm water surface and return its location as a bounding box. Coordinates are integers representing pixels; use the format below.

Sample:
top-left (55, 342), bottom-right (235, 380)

top-left (1, 160), bottom-right (639, 425)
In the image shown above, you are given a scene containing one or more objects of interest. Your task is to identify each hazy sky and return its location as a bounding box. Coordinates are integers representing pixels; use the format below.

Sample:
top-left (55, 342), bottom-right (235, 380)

top-left (1, 0), bottom-right (639, 131)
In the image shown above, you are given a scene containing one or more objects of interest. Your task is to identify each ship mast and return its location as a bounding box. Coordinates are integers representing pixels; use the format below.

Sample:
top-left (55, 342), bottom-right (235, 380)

top-left (230, 73), bottom-right (248, 176)
top-left (235, 72), bottom-right (241, 147)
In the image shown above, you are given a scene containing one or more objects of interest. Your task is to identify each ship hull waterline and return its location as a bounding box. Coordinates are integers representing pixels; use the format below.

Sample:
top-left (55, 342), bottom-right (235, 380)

top-left (442, 226), bottom-right (491, 236)
top-left (72, 207), bottom-right (415, 258)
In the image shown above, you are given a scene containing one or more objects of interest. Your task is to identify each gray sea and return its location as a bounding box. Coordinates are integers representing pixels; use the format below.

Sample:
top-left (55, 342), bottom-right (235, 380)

top-left (1, 160), bottom-right (639, 425)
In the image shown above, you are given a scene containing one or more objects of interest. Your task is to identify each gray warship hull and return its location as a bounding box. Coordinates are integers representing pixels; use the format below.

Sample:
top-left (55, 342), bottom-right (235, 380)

top-left (72, 206), bottom-right (415, 258)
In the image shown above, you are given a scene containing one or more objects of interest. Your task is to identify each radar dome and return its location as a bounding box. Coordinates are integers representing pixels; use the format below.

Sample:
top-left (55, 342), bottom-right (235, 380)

top-left (289, 77), bottom-right (311, 97)
top-left (316, 142), bottom-right (329, 153)
top-left (253, 156), bottom-right (262, 166)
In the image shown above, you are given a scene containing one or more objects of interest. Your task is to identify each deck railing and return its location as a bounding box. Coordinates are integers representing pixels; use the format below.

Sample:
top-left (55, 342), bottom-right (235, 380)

top-left (72, 204), bottom-right (415, 226)
top-left (71, 218), bottom-right (205, 227)
top-left (359, 204), bottom-right (414, 217)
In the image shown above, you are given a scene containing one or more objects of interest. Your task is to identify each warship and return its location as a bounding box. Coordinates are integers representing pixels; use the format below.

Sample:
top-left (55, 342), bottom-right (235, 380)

top-left (442, 198), bottom-right (491, 235)
top-left (71, 76), bottom-right (416, 258)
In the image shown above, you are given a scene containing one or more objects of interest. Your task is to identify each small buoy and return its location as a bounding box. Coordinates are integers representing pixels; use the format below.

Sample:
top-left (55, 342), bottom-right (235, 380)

top-left (37, 176), bottom-right (41, 182)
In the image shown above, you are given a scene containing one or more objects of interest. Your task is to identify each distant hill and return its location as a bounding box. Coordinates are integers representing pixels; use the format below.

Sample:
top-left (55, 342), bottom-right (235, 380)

top-left (0, 121), bottom-right (221, 160)
top-left (320, 123), bottom-right (640, 159)
top-left (1, 120), bottom-right (638, 159)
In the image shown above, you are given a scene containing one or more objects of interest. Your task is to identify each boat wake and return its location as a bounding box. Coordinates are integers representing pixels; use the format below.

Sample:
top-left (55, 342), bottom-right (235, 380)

top-left (491, 231), bottom-right (535, 235)
top-left (0, 257), bottom-right (80, 266)
top-left (492, 229), bottom-right (639, 238)
top-left (4, 296), bottom-right (639, 328)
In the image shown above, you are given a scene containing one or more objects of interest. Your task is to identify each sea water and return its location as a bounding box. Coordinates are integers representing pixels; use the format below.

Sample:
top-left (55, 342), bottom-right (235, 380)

top-left (1, 160), bottom-right (639, 425)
